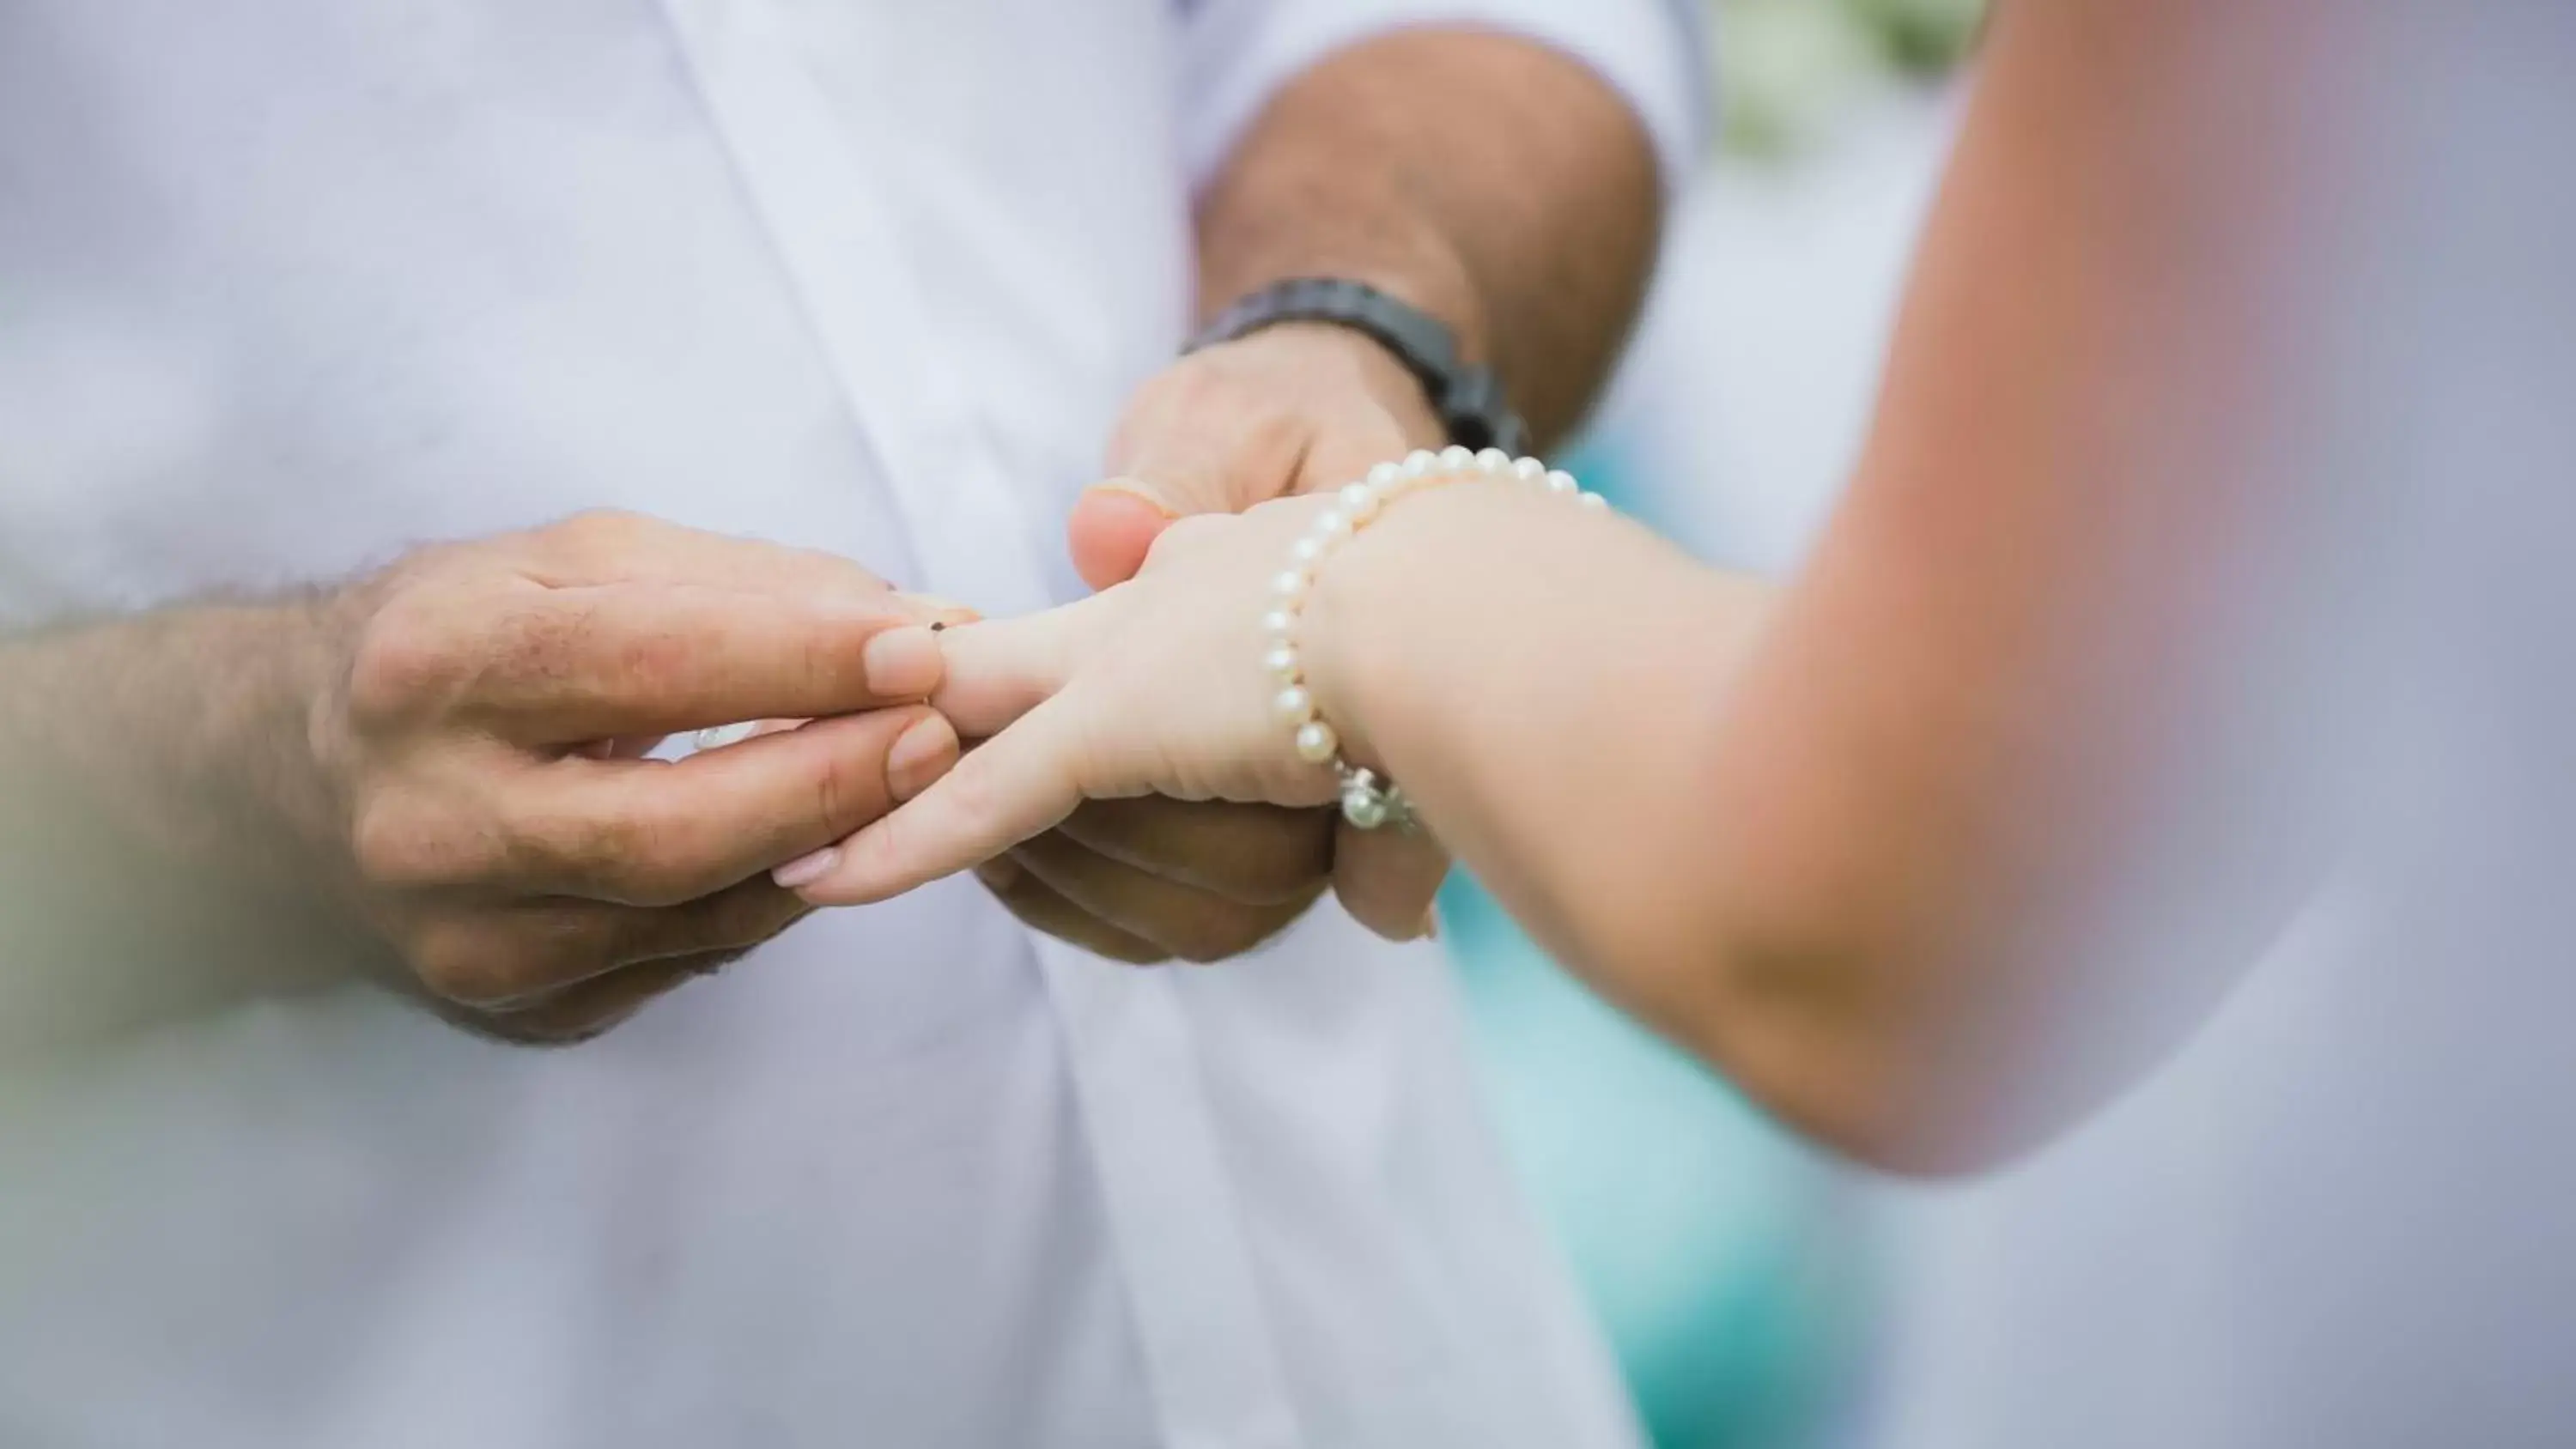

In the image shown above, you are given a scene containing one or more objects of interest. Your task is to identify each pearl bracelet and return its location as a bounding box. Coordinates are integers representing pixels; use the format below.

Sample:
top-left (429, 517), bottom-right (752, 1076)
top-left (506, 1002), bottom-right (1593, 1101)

top-left (1263, 445), bottom-right (1609, 832)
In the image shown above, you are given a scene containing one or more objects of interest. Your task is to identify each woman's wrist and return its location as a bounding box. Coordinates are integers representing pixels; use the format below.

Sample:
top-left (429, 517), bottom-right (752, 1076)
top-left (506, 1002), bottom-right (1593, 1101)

top-left (1297, 458), bottom-right (1596, 779)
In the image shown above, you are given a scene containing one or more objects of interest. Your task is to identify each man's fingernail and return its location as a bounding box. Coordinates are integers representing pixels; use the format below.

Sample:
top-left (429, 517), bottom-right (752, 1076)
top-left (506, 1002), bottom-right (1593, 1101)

top-left (886, 712), bottom-right (959, 801)
top-left (1417, 906), bottom-right (1442, 942)
top-left (773, 846), bottom-right (841, 890)
top-left (862, 626), bottom-right (944, 697)
top-left (1087, 477), bottom-right (1180, 518)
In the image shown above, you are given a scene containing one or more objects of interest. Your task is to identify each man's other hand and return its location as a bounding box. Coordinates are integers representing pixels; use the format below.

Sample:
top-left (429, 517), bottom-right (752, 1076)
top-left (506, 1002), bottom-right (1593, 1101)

top-left (974, 797), bottom-right (1340, 966)
top-left (318, 511), bottom-right (956, 1042)
top-left (1067, 322), bottom-right (1441, 590)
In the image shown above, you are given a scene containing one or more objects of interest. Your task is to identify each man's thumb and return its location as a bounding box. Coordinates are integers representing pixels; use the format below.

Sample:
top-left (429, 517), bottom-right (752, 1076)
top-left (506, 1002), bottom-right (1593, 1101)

top-left (1067, 477), bottom-right (1183, 592)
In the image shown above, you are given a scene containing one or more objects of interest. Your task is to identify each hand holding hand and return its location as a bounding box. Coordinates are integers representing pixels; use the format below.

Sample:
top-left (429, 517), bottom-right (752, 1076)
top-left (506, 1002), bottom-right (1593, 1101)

top-left (890, 600), bottom-right (1347, 967)
top-left (969, 323), bottom-right (1452, 958)
top-left (790, 494), bottom-right (1446, 941)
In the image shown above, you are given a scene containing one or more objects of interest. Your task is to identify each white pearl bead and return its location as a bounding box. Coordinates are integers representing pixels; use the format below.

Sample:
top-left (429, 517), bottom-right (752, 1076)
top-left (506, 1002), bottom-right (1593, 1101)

top-left (1366, 461), bottom-right (1403, 490)
top-left (1545, 470), bottom-right (1579, 495)
top-left (1272, 569), bottom-right (1310, 602)
top-left (1341, 789), bottom-right (1389, 831)
top-left (1313, 510), bottom-right (1351, 539)
top-left (1401, 449), bottom-right (1437, 477)
top-left (1261, 609), bottom-right (1299, 640)
top-left (1264, 644), bottom-right (1302, 682)
top-left (1337, 482), bottom-right (1381, 522)
top-left (1273, 686), bottom-right (1315, 726)
top-left (1295, 720), bottom-right (1340, 763)
top-left (1511, 457), bottom-right (1547, 482)
top-left (1290, 535), bottom-right (1323, 565)
top-left (1474, 447), bottom-right (1512, 475)
top-left (1580, 491), bottom-right (1610, 510)
top-left (1437, 445), bottom-right (1475, 474)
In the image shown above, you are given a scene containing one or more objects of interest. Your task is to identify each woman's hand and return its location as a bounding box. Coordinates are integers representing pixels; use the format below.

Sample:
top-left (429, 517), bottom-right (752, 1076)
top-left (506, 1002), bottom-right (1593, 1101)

top-left (785, 493), bottom-right (1450, 939)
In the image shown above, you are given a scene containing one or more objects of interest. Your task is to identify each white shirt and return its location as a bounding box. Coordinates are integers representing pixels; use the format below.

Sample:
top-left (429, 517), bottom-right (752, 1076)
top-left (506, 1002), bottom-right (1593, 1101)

top-left (0, 3), bottom-right (1698, 1445)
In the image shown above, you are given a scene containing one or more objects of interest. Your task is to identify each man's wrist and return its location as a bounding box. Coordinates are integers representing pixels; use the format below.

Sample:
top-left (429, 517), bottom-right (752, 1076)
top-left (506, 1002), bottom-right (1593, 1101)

top-left (1190, 278), bottom-right (1523, 453)
top-left (2, 591), bottom-right (360, 888)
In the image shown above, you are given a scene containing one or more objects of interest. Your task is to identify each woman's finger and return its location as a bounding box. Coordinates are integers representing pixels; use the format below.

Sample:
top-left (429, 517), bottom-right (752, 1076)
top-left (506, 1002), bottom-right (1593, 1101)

top-left (929, 601), bottom-right (1103, 738)
top-left (789, 690), bottom-right (1097, 906)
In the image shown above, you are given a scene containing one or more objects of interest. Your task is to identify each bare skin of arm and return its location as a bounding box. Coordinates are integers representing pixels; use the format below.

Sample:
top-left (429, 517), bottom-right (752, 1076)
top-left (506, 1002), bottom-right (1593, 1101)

top-left (1300, 0), bottom-right (2342, 1171)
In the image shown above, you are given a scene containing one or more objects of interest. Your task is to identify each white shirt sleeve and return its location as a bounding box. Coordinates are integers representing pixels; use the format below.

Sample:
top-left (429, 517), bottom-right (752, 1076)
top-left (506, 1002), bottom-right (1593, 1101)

top-left (1176, 0), bottom-right (1709, 196)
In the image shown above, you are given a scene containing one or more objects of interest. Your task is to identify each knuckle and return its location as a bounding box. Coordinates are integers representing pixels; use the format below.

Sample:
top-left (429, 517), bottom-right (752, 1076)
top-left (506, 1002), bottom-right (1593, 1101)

top-left (348, 791), bottom-right (425, 886)
top-left (497, 789), bottom-right (629, 887)
top-left (349, 786), bottom-right (494, 890)
top-left (485, 592), bottom-right (618, 700)
top-left (407, 917), bottom-right (533, 1008)
top-left (602, 618), bottom-right (694, 701)
top-left (809, 739), bottom-right (876, 836)
top-left (344, 600), bottom-right (465, 730)
top-left (588, 810), bottom-right (698, 906)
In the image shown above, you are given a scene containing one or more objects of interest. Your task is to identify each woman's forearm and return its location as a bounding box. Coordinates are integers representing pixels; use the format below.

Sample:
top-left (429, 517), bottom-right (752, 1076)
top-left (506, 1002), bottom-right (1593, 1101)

top-left (1303, 484), bottom-right (2031, 1173)
top-left (1300, 483), bottom-right (1812, 1081)
top-left (1310, 0), bottom-right (2348, 1173)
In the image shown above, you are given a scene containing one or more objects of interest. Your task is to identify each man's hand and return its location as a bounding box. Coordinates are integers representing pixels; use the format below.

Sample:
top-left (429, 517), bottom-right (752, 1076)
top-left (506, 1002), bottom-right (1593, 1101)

top-left (971, 798), bottom-right (1334, 965)
top-left (0, 510), bottom-right (957, 1050)
top-left (1067, 322), bottom-right (1440, 590)
top-left (318, 512), bottom-right (957, 1040)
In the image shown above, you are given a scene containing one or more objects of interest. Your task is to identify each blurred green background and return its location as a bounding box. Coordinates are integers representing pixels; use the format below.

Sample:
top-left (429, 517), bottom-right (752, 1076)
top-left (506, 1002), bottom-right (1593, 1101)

top-left (1441, 4), bottom-right (1985, 1446)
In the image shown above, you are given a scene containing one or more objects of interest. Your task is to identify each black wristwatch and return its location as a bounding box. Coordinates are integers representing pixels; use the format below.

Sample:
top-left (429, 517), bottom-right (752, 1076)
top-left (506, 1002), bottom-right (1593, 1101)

top-left (1188, 277), bottom-right (1530, 456)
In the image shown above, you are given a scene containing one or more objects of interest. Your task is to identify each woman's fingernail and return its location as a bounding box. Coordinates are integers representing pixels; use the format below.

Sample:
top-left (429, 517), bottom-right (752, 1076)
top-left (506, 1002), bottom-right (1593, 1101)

top-left (885, 712), bottom-right (960, 801)
top-left (773, 846), bottom-right (841, 890)
top-left (862, 626), bottom-right (945, 697)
